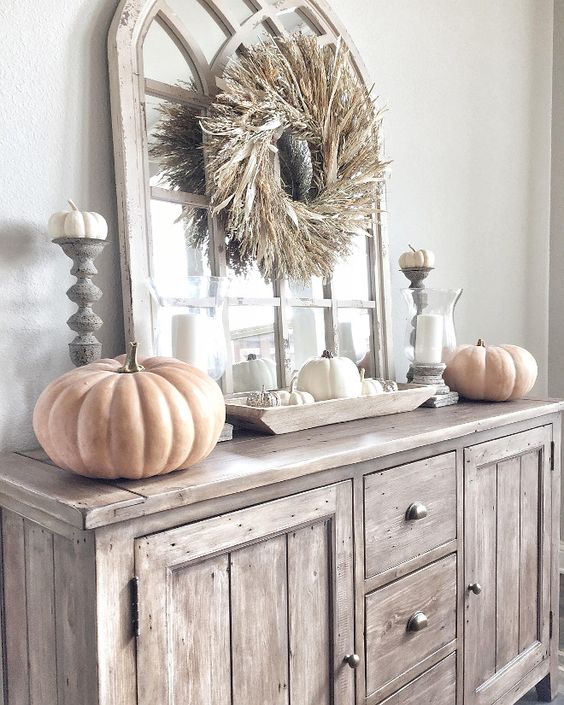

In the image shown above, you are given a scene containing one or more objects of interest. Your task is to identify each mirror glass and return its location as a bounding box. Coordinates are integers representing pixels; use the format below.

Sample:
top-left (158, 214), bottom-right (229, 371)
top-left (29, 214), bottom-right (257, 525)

top-left (289, 307), bottom-right (326, 371)
top-left (143, 20), bottom-right (199, 86)
top-left (166, 0), bottom-right (228, 63)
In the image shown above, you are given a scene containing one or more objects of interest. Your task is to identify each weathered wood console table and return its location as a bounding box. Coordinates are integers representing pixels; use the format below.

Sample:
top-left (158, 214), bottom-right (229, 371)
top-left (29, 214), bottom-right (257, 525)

top-left (0, 399), bottom-right (560, 705)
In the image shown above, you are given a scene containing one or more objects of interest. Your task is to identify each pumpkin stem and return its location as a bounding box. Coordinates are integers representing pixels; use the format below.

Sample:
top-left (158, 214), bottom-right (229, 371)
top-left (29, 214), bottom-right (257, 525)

top-left (321, 350), bottom-right (334, 359)
top-left (247, 353), bottom-right (257, 361)
top-left (117, 342), bottom-right (145, 373)
top-left (360, 368), bottom-right (366, 381)
top-left (408, 244), bottom-right (416, 252)
top-left (67, 199), bottom-right (80, 211)
top-left (476, 339), bottom-right (486, 348)
top-left (289, 377), bottom-right (298, 393)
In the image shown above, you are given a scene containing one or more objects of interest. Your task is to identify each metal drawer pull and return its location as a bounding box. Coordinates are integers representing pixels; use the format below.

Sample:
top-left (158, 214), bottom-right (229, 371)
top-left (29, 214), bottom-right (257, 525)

top-left (406, 611), bottom-right (428, 632)
top-left (468, 582), bottom-right (482, 595)
top-left (405, 502), bottom-right (428, 521)
top-left (344, 654), bottom-right (360, 669)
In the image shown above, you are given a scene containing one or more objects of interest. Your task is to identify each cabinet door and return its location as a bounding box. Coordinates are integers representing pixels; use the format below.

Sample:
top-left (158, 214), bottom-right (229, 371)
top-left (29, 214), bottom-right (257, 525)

top-left (134, 483), bottom-right (355, 705)
top-left (464, 426), bottom-right (552, 705)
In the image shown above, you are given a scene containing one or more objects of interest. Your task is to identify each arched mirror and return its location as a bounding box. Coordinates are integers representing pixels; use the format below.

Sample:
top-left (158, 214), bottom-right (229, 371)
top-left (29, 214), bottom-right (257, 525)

top-left (108, 0), bottom-right (394, 394)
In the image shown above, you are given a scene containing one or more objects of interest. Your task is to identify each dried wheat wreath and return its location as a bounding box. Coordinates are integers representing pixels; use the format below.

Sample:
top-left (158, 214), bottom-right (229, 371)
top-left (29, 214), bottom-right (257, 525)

top-left (157, 34), bottom-right (388, 281)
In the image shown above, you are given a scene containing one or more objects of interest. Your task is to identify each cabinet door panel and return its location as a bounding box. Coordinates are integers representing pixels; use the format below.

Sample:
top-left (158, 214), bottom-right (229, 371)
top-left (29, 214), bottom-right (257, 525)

top-left (169, 555), bottom-right (231, 704)
top-left (231, 535), bottom-right (289, 705)
top-left (135, 483), bottom-right (354, 705)
top-left (464, 426), bottom-right (551, 705)
top-left (288, 521), bottom-right (331, 705)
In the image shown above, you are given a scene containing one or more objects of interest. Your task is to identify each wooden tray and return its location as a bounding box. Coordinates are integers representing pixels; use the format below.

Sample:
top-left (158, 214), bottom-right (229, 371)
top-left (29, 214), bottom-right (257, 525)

top-left (225, 383), bottom-right (436, 435)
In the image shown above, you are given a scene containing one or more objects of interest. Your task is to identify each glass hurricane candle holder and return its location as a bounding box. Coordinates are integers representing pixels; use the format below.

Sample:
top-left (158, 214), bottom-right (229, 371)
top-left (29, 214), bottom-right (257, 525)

top-left (150, 276), bottom-right (229, 381)
top-left (402, 287), bottom-right (462, 407)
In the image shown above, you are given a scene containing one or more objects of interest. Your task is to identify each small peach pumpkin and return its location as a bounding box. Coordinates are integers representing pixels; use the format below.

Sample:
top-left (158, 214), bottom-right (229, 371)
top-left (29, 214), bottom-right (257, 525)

top-left (33, 343), bottom-right (226, 479)
top-left (443, 339), bottom-right (537, 402)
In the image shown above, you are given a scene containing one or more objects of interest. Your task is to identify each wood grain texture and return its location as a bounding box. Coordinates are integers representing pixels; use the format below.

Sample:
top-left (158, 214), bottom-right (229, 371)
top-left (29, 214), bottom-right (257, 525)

top-left (95, 528), bottom-right (137, 705)
top-left (519, 451), bottom-right (540, 651)
top-left (287, 521), bottom-right (331, 705)
top-left (1, 401), bottom-right (560, 529)
top-left (496, 456), bottom-right (521, 669)
top-left (231, 536), bottom-right (289, 705)
top-left (2, 512), bottom-right (29, 705)
top-left (378, 652), bottom-right (456, 705)
top-left (365, 554), bottom-right (457, 697)
top-left (25, 522), bottom-right (57, 705)
top-left (54, 532), bottom-right (98, 705)
top-left (364, 452), bottom-right (456, 578)
top-left (464, 459), bottom-right (498, 696)
top-left (7, 451), bottom-right (144, 529)
top-left (169, 555), bottom-right (231, 705)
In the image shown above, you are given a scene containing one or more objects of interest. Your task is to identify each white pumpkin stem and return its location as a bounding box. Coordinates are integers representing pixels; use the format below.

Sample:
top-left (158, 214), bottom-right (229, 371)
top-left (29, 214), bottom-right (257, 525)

top-left (360, 368), bottom-right (366, 381)
top-left (408, 244), bottom-right (416, 252)
top-left (477, 339), bottom-right (486, 347)
top-left (289, 377), bottom-right (298, 393)
top-left (247, 353), bottom-right (257, 361)
top-left (321, 350), bottom-right (334, 359)
top-left (118, 342), bottom-right (145, 373)
top-left (67, 199), bottom-right (80, 211)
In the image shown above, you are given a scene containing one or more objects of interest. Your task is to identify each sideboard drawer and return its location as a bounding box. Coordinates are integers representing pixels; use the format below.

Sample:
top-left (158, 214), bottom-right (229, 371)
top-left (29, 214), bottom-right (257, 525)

top-left (365, 554), bottom-right (457, 697)
top-left (364, 453), bottom-right (456, 578)
top-left (378, 653), bottom-right (456, 705)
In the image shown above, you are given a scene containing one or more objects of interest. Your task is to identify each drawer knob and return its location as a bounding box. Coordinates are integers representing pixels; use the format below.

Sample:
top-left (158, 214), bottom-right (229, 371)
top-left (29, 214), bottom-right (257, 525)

top-left (405, 502), bottom-right (428, 521)
top-left (468, 582), bottom-right (482, 595)
top-left (344, 653), bottom-right (360, 669)
top-left (406, 611), bottom-right (428, 632)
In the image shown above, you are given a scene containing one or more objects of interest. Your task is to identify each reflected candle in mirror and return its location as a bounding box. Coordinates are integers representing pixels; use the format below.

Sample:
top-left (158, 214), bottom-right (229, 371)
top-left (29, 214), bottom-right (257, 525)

top-left (415, 314), bottom-right (444, 363)
top-left (171, 313), bottom-right (208, 371)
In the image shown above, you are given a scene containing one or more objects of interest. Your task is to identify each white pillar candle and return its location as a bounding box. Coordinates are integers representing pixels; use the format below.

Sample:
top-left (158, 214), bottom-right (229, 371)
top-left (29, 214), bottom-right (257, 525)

top-left (171, 313), bottom-right (209, 371)
top-left (415, 314), bottom-right (444, 364)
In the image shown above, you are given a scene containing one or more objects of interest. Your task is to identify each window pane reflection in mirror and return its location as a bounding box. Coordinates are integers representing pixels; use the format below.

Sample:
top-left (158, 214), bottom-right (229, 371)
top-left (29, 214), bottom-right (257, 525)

top-left (143, 20), bottom-right (200, 87)
top-left (338, 308), bottom-right (371, 366)
top-left (230, 306), bottom-right (277, 391)
top-left (332, 234), bottom-right (370, 300)
top-left (288, 307), bottom-right (325, 372)
top-left (165, 0), bottom-right (228, 64)
top-left (150, 200), bottom-right (210, 285)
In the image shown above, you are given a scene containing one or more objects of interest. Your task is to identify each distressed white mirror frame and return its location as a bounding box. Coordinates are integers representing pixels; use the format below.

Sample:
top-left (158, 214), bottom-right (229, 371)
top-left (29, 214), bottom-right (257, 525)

top-left (108, 0), bottom-right (394, 393)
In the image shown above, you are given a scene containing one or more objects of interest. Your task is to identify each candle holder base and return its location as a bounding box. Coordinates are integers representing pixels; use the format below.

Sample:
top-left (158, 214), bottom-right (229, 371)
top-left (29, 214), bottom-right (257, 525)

top-left (411, 362), bottom-right (459, 408)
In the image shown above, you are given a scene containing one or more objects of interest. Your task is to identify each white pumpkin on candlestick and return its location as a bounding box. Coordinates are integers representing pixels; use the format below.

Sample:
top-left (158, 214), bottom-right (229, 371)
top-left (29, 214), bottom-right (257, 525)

top-left (398, 244), bottom-right (435, 269)
top-left (297, 350), bottom-right (361, 401)
top-left (233, 354), bottom-right (277, 393)
top-left (48, 200), bottom-right (108, 240)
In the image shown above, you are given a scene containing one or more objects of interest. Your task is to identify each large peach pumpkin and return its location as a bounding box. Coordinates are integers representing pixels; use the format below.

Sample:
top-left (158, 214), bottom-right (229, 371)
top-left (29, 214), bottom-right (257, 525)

top-left (443, 339), bottom-right (537, 402)
top-left (33, 343), bottom-right (226, 479)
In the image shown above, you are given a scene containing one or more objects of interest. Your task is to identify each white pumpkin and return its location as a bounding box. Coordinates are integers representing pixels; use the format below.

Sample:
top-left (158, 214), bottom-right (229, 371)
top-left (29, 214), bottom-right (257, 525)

top-left (278, 378), bottom-right (315, 406)
top-left (398, 245), bottom-right (435, 269)
top-left (297, 350), bottom-right (361, 401)
top-left (48, 200), bottom-right (108, 240)
top-left (360, 369), bottom-right (384, 396)
top-left (233, 354), bottom-right (277, 393)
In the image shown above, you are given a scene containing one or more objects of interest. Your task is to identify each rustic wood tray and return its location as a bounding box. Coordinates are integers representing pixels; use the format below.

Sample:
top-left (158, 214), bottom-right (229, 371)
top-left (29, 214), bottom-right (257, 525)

top-left (225, 383), bottom-right (437, 435)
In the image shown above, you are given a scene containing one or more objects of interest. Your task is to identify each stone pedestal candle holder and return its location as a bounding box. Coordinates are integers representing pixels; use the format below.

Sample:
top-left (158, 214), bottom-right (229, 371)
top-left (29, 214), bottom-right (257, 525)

top-left (53, 237), bottom-right (107, 366)
top-left (411, 362), bottom-right (459, 408)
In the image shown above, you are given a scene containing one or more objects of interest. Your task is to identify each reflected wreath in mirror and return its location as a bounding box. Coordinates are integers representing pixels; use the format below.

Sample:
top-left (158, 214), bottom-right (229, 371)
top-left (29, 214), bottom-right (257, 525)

top-left (152, 34), bottom-right (388, 282)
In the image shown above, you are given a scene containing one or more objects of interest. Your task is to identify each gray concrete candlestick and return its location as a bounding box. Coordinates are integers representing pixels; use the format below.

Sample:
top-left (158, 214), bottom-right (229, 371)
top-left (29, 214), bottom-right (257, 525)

top-left (53, 237), bottom-right (108, 366)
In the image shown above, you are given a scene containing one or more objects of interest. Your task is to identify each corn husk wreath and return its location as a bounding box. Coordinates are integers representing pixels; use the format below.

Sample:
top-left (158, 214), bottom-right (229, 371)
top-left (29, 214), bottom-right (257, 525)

top-left (153, 34), bottom-right (388, 281)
